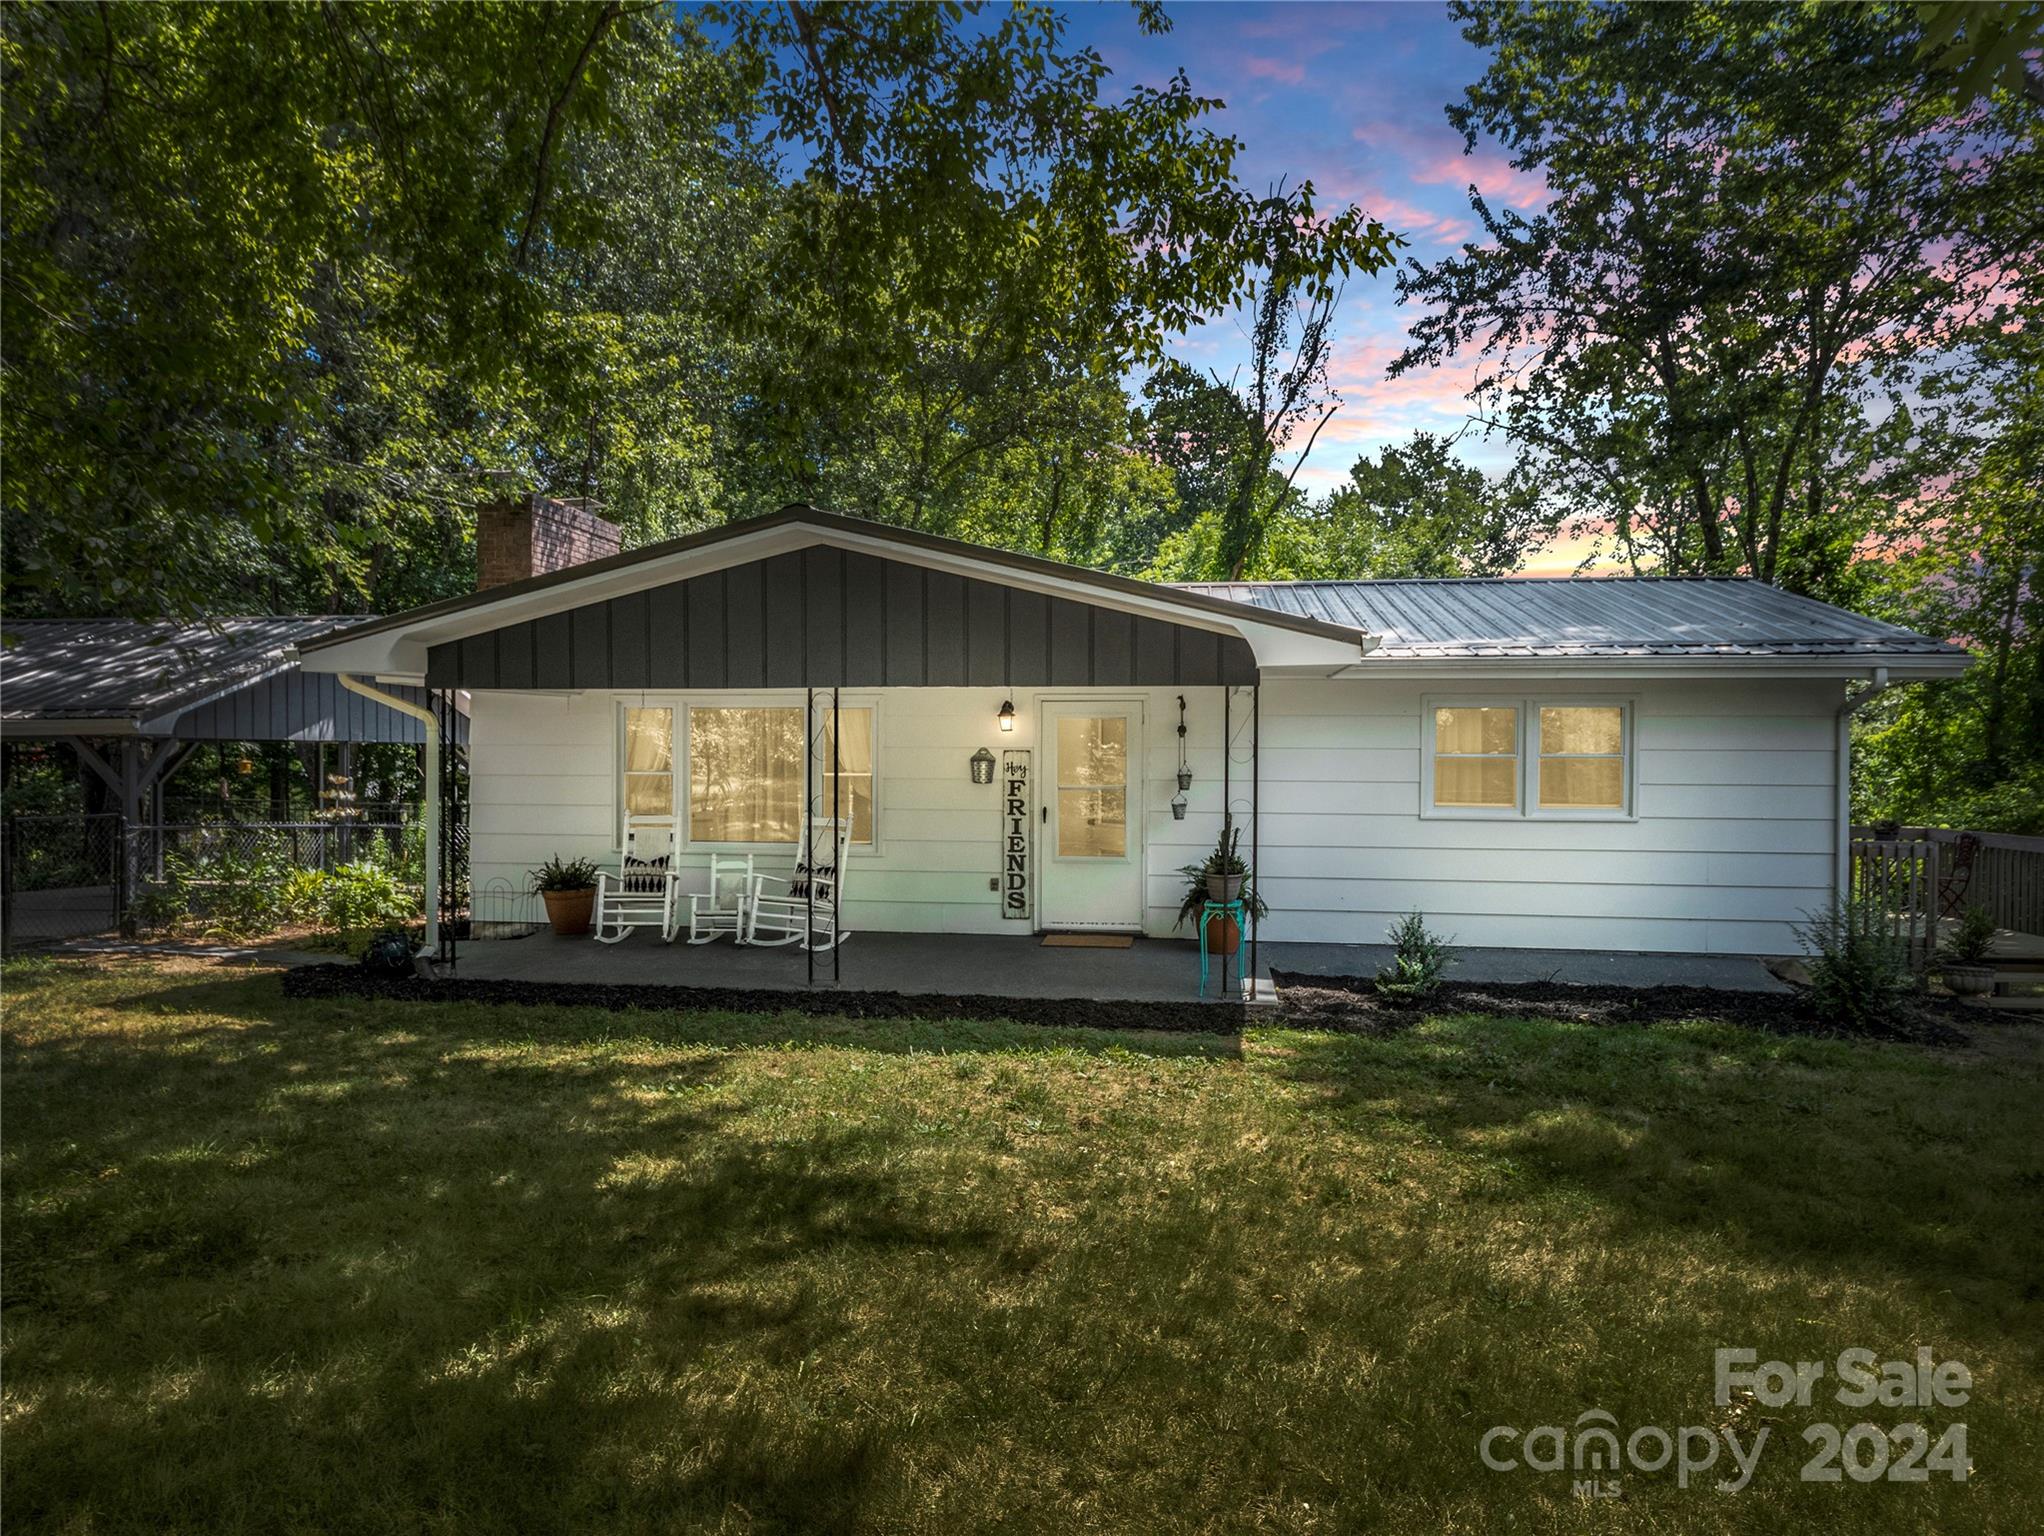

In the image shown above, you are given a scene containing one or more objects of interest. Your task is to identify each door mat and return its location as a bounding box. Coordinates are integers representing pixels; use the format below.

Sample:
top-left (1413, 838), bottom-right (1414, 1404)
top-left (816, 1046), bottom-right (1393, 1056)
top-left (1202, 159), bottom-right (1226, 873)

top-left (1040, 933), bottom-right (1135, 948)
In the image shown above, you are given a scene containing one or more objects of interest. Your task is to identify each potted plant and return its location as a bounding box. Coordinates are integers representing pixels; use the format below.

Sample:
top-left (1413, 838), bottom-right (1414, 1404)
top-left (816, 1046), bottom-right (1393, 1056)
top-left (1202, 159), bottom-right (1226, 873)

top-left (530, 855), bottom-right (601, 937)
top-left (1174, 823), bottom-right (1267, 957)
top-left (1939, 904), bottom-right (1998, 997)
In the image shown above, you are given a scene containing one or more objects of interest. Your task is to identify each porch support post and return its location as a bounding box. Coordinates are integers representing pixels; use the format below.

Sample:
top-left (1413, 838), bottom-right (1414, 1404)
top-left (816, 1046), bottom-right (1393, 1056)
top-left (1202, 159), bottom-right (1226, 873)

top-left (337, 674), bottom-right (438, 960)
top-left (805, 685), bottom-right (815, 989)
top-left (1250, 676), bottom-right (1260, 1003)
top-left (831, 684), bottom-right (841, 986)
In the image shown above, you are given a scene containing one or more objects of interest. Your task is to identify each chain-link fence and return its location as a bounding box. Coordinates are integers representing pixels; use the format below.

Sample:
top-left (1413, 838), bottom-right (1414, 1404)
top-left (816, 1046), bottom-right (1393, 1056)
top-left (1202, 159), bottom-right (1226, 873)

top-left (3, 813), bottom-right (420, 948)
top-left (2, 813), bottom-right (126, 943)
top-left (134, 819), bottom-right (416, 878)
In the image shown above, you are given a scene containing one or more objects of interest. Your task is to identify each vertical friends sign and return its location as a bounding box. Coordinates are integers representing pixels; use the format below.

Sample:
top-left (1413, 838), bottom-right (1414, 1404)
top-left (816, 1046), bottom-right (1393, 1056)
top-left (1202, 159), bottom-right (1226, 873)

top-left (1001, 750), bottom-right (1032, 921)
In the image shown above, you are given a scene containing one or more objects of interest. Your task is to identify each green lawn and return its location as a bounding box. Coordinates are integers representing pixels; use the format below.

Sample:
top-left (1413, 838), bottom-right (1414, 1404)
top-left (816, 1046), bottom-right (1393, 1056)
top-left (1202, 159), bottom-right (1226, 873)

top-left (4, 957), bottom-right (2041, 1534)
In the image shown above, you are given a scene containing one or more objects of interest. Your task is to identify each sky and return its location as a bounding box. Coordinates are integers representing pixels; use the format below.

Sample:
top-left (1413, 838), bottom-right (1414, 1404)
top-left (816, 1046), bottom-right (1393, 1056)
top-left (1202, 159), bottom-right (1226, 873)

top-left (1056, 2), bottom-right (1605, 573)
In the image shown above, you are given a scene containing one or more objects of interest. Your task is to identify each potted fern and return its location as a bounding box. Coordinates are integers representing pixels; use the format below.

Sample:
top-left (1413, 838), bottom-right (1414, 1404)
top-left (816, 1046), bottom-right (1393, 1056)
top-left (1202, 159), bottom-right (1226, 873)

top-left (1175, 823), bottom-right (1267, 956)
top-left (1939, 904), bottom-right (1998, 997)
top-left (530, 855), bottom-right (601, 937)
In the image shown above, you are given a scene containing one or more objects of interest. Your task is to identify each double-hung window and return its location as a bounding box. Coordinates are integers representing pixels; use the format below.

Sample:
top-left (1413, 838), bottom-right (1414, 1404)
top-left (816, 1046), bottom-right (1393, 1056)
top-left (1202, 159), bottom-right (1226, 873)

top-left (1424, 697), bottom-right (1632, 818)
top-left (685, 704), bottom-right (875, 846)
top-left (623, 707), bottom-right (676, 820)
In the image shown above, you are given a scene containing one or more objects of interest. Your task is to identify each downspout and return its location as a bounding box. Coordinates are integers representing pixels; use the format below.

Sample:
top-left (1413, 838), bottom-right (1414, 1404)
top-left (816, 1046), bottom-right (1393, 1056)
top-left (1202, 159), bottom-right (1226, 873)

top-left (336, 673), bottom-right (439, 958)
top-left (1834, 666), bottom-right (1892, 905)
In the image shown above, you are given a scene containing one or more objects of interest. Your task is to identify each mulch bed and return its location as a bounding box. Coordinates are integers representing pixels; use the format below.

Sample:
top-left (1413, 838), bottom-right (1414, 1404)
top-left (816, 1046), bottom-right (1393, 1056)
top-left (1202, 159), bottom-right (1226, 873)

top-left (281, 963), bottom-right (1247, 1035)
top-left (280, 962), bottom-right (1971, 1046)
top-left (1270, 969), bottom-right (1970, 1045)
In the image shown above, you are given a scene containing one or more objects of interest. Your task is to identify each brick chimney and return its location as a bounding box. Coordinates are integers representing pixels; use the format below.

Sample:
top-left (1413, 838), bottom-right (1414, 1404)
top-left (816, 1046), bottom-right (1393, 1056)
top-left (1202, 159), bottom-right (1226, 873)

top-left (476, 494), bottom-right (622, 590)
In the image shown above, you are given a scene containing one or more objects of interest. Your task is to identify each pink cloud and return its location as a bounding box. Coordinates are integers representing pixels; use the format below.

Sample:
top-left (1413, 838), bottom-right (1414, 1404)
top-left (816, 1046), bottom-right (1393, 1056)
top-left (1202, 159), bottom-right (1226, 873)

top-left (1241, 55), bottom-right (1308, 87)
top-left (1413, 148), bottom-right (1547, 211)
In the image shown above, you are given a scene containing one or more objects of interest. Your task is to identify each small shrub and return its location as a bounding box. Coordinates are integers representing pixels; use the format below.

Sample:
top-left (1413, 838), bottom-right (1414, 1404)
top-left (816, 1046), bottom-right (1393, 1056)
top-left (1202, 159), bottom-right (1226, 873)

top-left (281, 867), bottom-right (328, 924)
top-left (1941, 904), bottom-right (1998, 967)
top-left (1375, 912), bottom-right (1456, 1000)
top-left (189, 834), bottom-right (294, 938)
top-left (1793, 901), bottom-right (1917, 1031)
top-left (129, 881), bottom-right (188, 933)
top-left (318, 861), bottom-right (417, 934)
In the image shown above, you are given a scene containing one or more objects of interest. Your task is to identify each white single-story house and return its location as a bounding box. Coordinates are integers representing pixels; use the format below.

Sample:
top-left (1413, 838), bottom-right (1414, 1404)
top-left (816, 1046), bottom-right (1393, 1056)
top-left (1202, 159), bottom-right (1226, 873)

top-left (293, 501), bottom-right (1970, 963)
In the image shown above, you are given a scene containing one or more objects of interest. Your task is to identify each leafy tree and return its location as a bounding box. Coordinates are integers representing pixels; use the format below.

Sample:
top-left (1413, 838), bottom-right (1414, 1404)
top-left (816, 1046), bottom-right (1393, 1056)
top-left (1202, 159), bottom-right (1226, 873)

top-left (1856, 319), bottom-right (2043, 831)
top-left (3, 0), bottom-right (689, 619)
top-left (1310, 436), bottom-right (1542, 579)
top-left (1395, 1), bottom-right (2036, 596)
top-left (4, 1), bottom-right (1401, 621)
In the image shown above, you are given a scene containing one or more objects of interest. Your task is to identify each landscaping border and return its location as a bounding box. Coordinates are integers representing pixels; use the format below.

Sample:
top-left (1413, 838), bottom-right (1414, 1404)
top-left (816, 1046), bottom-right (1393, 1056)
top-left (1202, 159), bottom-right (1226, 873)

top-left (281, 963), bottom-right (1248, 1034)
top-left (1270, 969), bottom-right (1969, 1044)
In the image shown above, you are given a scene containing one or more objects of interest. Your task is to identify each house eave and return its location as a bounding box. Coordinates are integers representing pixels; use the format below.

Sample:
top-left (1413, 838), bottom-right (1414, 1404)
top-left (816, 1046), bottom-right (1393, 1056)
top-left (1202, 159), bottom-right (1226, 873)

top-left (1322, 651), bottom-right (1972, 681)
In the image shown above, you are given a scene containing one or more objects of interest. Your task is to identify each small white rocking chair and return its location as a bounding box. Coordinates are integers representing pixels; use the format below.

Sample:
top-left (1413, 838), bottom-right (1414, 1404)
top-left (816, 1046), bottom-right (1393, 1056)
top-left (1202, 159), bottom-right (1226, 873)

top-left (746, 816), bottom-right (852, 950)
top-left (687, 852), bottom-right (755, 944)
top-left (593, 815), bottom-right (682, 944)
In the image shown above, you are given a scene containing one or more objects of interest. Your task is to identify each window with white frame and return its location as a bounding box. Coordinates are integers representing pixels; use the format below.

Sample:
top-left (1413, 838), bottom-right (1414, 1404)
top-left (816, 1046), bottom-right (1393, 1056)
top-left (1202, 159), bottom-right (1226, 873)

top-left (1425, 698), bottom-right (1632, 817)
top-left (1536, 705), bottom-right (1627, 811)
top-left (1431, 705), bottom-right (1520, 810)
top-left (685, 704), bottom-right (875, 845)
top-left (622, 707), bottom-right (675, 820)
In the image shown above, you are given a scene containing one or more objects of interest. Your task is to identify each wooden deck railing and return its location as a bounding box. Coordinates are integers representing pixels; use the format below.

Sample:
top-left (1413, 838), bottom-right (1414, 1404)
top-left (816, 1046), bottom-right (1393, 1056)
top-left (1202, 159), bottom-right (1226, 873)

top-left (1851, 825), bottom-right (2044, 969)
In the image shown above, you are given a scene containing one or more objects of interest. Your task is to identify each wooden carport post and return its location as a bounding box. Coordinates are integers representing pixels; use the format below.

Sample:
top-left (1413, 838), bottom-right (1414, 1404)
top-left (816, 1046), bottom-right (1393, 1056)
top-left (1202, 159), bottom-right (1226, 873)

top-left (64, 737), bottom-right (192, 934)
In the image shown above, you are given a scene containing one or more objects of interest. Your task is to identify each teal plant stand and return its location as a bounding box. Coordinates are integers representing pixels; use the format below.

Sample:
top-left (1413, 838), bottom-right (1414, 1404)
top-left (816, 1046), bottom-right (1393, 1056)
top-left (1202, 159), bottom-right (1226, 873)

top-left (1198, 897), bottom-right (1247, 998)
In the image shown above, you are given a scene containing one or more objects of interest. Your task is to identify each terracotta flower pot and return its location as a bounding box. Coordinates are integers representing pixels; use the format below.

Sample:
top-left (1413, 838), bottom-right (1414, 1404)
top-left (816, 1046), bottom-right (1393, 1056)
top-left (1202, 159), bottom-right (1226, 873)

top-left (1942, 963), bottom-right (1995, 997)
top-left (541, 887), bottom-right (596, 937)
top-left (1203, 909), bottom-right (1241, 956)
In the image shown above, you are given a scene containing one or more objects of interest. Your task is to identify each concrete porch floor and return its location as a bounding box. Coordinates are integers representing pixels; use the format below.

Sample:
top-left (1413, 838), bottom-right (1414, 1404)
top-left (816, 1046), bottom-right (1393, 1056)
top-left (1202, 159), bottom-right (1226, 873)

top-left (446, 929), bottom-right (1791, 1000)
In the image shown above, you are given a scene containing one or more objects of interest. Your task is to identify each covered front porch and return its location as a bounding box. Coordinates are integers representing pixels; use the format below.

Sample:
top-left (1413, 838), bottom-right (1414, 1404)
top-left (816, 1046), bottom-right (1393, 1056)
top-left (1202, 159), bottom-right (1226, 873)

top-left (444, 928), bottom-right (1791, 1001)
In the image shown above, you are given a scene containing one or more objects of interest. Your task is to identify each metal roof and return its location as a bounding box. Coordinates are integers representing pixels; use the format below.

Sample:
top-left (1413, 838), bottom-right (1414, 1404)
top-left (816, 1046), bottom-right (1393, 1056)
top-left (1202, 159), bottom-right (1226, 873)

top-left (1172, 577), bottom-right (1966, 661)
top-left (1, 617), bottom-right (374, 724)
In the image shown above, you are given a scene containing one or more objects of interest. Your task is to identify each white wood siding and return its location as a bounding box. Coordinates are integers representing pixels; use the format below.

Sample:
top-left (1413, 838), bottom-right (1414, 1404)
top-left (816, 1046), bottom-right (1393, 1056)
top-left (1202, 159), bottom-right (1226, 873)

top-left (466, 675), bottom-right (1841, 955)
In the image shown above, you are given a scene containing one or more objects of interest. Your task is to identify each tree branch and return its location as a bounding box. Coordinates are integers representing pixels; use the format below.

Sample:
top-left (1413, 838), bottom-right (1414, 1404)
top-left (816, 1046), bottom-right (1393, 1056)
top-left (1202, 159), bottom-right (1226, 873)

top-left (514, 1), bottom-right (629, 271)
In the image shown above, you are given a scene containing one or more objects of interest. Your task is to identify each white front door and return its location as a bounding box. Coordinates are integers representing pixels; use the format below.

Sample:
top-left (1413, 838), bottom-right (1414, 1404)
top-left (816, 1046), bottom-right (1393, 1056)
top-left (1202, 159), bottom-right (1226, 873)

top-left (1040, 701), bottom-right (1144, 930)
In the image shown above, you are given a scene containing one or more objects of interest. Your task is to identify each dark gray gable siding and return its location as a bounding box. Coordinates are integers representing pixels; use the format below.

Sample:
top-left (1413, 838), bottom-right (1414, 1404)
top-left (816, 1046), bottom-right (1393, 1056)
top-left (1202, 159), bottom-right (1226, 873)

top-left (172, 672), bottom-right (457, 743)
top-left (425, 549), bottom-right (1257, 690)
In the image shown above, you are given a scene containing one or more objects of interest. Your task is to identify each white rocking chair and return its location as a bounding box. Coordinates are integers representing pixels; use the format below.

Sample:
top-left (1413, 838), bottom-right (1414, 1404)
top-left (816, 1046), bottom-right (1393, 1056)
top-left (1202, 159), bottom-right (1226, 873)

top-left (746, 817), bottom-right (852, 950)
top-left (593, 816), bottom-right (681, 944)
top-left (687, 852), bottom-right (755, 944)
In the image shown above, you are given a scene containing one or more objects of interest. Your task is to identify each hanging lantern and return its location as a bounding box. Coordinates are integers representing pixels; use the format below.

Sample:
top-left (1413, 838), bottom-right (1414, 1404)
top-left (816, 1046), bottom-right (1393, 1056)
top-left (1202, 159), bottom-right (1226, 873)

top-left (235, 755), bottom-right (254, 776)
top-left (1175, 694), bottom-right (1193, 793)
top-left (970, 748), bottom-right (996, 785)
top-left (998, 699), bottom-right (1016, 732)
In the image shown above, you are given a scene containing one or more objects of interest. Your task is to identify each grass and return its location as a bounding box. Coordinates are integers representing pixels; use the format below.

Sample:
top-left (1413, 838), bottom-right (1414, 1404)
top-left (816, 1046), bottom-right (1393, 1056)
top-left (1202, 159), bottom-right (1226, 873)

top-left (3, 955), bottom-right (2041, 1534)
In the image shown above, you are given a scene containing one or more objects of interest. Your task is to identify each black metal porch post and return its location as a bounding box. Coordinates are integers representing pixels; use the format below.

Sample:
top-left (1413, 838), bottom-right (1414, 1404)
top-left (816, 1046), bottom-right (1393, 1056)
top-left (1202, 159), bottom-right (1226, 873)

top-left (805, 685), bottom-right (815, 989)
top-left (831, 684), bottom-right (841, 985)
top-left (1251, 677), bottom-right (1261, 1002)
top-left (1222, 688), bottom-right (1231, 836)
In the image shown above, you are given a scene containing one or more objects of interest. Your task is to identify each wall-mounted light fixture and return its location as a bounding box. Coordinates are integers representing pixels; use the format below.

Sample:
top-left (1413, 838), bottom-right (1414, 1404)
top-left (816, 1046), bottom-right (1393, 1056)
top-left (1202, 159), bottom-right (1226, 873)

top-left (998, 699), bottom-right (1016, 732)
top-left (970, 748), bottom-right (996, 785)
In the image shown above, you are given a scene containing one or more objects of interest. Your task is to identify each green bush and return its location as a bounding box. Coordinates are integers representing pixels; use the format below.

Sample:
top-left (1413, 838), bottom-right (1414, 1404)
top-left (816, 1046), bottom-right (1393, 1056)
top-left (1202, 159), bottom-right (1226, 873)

top-left (182, 834), bottom-right (295, 938)
top-left (1793, 901), bottom-right (1917, 1031)
top-left (1375, 912), bottom-right (1457, 1000)
top-left (317, 861), bottom-right (417, 933)
top-left (129, 880), bottom-right (188, 933)
top-left (1941, 904), bottom-right (1998, 966)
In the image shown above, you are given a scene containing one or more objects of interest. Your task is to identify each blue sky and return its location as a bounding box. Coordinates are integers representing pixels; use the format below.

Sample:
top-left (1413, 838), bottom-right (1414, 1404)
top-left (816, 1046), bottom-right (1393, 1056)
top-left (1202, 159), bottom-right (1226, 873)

top-left (1057, 3), bottom-right (1550, 495)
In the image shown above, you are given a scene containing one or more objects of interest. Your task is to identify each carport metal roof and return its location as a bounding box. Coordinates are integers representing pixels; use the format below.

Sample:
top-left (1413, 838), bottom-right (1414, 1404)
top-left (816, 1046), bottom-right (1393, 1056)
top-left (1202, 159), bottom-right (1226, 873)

top-left (0, 618), bottom-right (456, 741)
